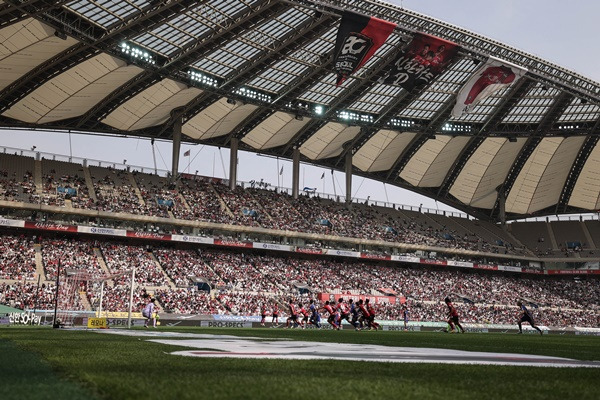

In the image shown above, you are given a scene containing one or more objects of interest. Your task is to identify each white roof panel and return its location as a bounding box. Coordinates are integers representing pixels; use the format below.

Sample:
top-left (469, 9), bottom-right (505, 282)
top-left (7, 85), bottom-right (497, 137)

top-left (183, 98), bottom-right (258, 140)
top-left (354, 130), bottom-right (416, 172)
top-left (0, 19), bottom-right (77, 91)
top-left (401, 136), bottom-right (470, 188)
top-left (506, 137), bottom-right (585, 214)
top-left (242, 112), bottom-right (311, 150)
top-left (103, 79), bottom-right (202, 131)
top-left (569, 141), bottom-right (600, 210)
top-left (300, 122), bottom-right (360, 160)
top-left (450, 137), bottom-right (526, 209)
top-left (3, 54), bottom-right (142, 123)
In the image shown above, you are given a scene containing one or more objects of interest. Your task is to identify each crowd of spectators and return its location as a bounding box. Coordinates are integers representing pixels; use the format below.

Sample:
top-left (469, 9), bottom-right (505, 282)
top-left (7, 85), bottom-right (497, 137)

top-left (0, 282), bottom-right (56, 310)
top-left (99, 244), bottom-right (166, 287)
top-left (155, 287), bottom-right (227, 314)
top-left (0, 155), bottom-right (584, 257)
top-left (41, 238), bottom-right (103, 281)
top-left (154, 248), bottom-right (224, 287)
top-left (0, 234), bottom-right (36, 280)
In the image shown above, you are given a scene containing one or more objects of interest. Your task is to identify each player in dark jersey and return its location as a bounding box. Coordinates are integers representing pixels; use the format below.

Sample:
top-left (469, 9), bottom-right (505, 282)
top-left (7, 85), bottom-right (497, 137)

top-left (349, 299), bottom-right (360, 330)
top-left (308, 299), bottom-right (321, 328)
top-left (286, 299), bottom-right (298, 329)
top-left (322, 301), bottom-right (339, 330)
top-left (517, 301), bottom-right (543, 335)
top-left (402, 307), bottom-right (409, 331)
top-left (444, 297), bottom-right (464, 333)
top-left (365, 299), bottom-right (380, 331)
top-left (298, 303), bottom-right (309, 329)
top-left (337, 298), bottom-right (351, 328)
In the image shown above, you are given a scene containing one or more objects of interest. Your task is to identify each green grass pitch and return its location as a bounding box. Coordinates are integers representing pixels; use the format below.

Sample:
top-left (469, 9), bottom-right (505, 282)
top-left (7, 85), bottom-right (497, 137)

top-left (1, 327), bottom-right (599, 400)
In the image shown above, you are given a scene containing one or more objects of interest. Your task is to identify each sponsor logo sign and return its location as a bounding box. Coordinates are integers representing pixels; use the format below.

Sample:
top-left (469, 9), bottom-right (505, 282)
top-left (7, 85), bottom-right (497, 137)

top-left (87, 317), bottom-right (108, 329)
top-left (203, 321), bottom-right (252, 328)
top-left (9, 312), bottom-right (41, 325)
top-left (296, 248), bottom-right (323, 254)
top-left (447, 260), bottom-right (474, 268)
top-left (326, 249), bottom-right (360, 258)
top-left (420, 258), bottom-right (447, 265)
top-left (0, 218), bottom-right (25, 228)
top-left (392, 255), bottom-right (421, 263)
top-left (78, 226), bottom-right (127, 236)
top-left (253, 242), bottom-right (293, 252)
top-left (172, 234), bottom-right (214, 245)
top-left (214, 239), bottom-right (253, 248)
top-left (24, 221), bottom-right (77, 232)
top-left (360, 253), bottom-right (391, 260)
top-left (126, 231), bottom-right (172, 240)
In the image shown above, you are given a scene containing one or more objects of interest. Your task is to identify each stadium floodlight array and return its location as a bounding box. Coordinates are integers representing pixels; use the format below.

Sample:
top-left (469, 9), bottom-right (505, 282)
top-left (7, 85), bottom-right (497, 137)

top-left (337, 110), bottom-right (374, 123)
top-left (234, 87), bottom-right (272, 103)
top-left (188, 69), bottom-right (219, 88)
top-left (388, 118), bottom-right (415, 129)
top-left (120, 42), bottom-right (156, 65)
top-left (442, 123), bottom-right (473, 133)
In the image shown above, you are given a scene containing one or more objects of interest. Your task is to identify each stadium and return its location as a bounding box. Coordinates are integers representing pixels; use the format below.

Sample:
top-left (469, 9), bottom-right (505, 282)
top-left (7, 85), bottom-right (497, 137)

top-left (0, 0), bottom-right (599, 399)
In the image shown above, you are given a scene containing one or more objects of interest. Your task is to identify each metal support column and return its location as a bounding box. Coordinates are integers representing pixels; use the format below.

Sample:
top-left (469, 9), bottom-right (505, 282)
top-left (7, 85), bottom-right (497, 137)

top-left (345, 151), bottom-right (352, 208)
top-left (229, 137), bottom-right (238, 190)
top-left (292, 148), bottom-right (300, 199)
top-left (498, 188), bottom-right (506, 227)
top-left (171, 117), bottom-right (182, 185)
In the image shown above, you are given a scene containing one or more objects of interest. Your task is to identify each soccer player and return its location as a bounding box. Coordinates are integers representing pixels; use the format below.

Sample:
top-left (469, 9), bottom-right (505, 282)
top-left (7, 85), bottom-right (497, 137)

top-left (337, 298), bottom-right (350, 328)
top-left (260, 303), bottom-right (267, 326)
top-left (298, 303), bottom-right (309, 328)
top-left (142, 298), bottom-right (157, 328)
top-left (308, 299), bottom-right (321, 328)
top-left (271, 304), bottom-right (279, 327)
top-left (357, 299), bottom-right (370, 330)
top-left (286, 299), bottom-right (298, 329)
top-left (402, 307), bottom-right (409, 331)
top-left (349, 299), bottom-right (360, 330)
top-left (365, 299), bottom-right (380, 331)
top-left (444, 297), bottom-right (464, 333)
top-left (322, 301), bottom-right (339, 330)
top-left (516, 301), bottom-right (543, 336)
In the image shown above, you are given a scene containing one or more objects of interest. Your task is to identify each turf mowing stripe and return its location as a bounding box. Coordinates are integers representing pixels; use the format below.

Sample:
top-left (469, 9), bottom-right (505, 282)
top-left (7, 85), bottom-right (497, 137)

top-left (0, 339), bottom-right (97, 400)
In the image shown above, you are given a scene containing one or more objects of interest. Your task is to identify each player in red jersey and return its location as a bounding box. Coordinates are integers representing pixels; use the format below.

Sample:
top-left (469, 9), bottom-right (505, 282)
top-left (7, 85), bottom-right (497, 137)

top-left (365, 299), bottom-right (380, 331)
top-left (271, 304), bottom-right (279, 327)
top-left (322, 301), bottom-right (339, 330)
top-left (260, 303), bottom-right (268, 326)
top-left (357, 299), bottom-right (370, 330)
top-left (444, 297), bottom-right (465, 333)
top-left (298, 303), bottom-right (309, 328)
top-left (337, 298), bottom-right (351, 328)
top-left (286, 299), bottom-right (298, 329)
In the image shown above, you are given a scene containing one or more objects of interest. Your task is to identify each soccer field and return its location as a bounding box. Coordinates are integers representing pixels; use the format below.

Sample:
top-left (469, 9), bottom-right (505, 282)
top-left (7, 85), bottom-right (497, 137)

top-left (1, 327), bottom-right (599, 400)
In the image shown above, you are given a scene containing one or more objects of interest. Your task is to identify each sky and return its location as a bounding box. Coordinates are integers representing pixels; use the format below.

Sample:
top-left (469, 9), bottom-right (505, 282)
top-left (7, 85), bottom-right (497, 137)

top-left (0, 0), bottom-right (597, 215)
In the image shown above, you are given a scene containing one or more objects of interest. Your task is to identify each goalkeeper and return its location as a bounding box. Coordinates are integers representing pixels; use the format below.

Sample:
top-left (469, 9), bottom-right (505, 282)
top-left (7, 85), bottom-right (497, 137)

top-left (142, 298), bottom-right (157, 328)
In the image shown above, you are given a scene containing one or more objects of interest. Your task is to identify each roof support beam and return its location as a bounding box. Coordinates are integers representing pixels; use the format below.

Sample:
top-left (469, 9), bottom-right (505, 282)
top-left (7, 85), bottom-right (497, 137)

top-left (82, 0), bottom-right (282, 130)
top-left (280, 39), bottom-right (408, 156)
top-left (151, 12), bottom-right (334, 142)
top-left (0, 0), bottom-right (202, 114)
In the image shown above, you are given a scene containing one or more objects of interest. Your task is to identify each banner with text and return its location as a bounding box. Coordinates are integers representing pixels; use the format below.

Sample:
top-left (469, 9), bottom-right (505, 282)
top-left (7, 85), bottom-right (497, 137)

top-left (334, 10), bottom-right (396, 85)
top-left (380, 33), bottom-right (458, 90)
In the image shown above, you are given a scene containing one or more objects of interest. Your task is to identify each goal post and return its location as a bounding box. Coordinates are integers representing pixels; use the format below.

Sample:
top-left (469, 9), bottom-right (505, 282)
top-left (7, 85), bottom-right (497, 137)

top-left (54, 268), bottom-right (135, 328)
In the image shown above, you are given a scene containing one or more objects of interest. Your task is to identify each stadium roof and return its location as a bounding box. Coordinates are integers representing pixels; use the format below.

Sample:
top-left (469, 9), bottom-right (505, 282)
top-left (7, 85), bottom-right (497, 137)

top-left (0, 0), bottom-right (599, 221)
